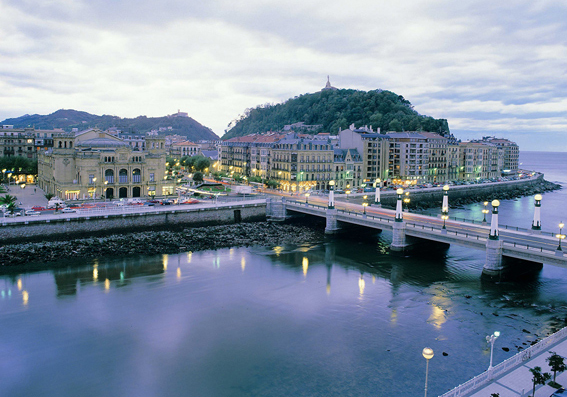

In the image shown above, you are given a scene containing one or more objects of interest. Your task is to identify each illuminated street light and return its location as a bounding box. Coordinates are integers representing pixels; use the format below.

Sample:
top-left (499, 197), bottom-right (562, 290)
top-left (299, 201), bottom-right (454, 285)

top-left (532, 194), bottom-right (542, 231)
top-left (362, 202), bottom-right (368, 215)
top-left (557, 222), bottom-right (565, 251)
top-left (422, 347), bottom-right (434, 397)
top-left (486, 331), bottom-right (500, 370)
top-left (305, 192), bottom-right (310, 204)
top-left (482, 201), bottom-right (489, 223)
top-left (395, 188), bottom-right (403, 221)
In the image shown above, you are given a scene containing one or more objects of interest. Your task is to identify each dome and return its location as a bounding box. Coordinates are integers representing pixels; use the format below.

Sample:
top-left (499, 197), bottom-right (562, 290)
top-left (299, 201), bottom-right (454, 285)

top-left (76, 138), bottom-right (130, 148)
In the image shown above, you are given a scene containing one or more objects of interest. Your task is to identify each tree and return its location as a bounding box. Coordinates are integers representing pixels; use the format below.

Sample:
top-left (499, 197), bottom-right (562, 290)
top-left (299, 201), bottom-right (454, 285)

top-left (6, 202), bottom-right (17, 216)
top-left (45, 193), bottom-right (54, 201)
top-left (193, 172), bottom-right (203, 184)
top-left (530, 366), bottom-right (551, 396)
top-left (0, 194), bottom-right (17, 206)
top-left (547, 351), bottom-right (566, 381)
top-left (54, 202), bottom-right (61, 213)
top-left (265, 179), bottom-right (279, 189)
top-left (195, 157), bottom-right (211, 172)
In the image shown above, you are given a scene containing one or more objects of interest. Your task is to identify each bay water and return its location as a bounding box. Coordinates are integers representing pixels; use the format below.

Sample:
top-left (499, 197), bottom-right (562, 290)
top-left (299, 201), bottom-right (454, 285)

top-left (1, 151), bottom-right (566, 396)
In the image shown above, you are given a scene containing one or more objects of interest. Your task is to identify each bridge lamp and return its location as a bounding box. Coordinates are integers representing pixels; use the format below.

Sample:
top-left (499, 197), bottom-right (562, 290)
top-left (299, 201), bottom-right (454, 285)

top-left (486, 331), bottom-right (500, 370)
top-left (305, 192), bottom-right (310, 203)
top-left (441, 214), bottom-right (448, 229)
top-left (557, 222), bottom-right (565, 251)
top-left (482, 201), bottom-right (489, 223)
top-left (345, 190), bottom-right (351, 200)
top-left (422, 347), bottom-right (434, 397)
top-left (362, 202), bottom-right (368, 215)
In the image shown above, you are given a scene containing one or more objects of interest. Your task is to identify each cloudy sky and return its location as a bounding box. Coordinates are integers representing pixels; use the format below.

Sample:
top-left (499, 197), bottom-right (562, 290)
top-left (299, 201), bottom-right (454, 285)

top-left (1, 0), bottom-right (565, 150)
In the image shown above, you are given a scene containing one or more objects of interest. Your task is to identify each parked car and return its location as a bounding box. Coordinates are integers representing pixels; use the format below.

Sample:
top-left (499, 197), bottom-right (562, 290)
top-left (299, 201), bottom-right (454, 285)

top-left (32, 206), bottom-right (46, 211)
top-left (25, 210), bottom-right (41, 216)
top-left (143, 201), bottom-right (156, 206)
top-left (551, 389), bottom-right (567, 396)
top-left (181, 199), bottom-right (199, 204)
top-left (161, 199), bottom-right (173, 205)
top-left (61, 208), bottom-right (77, 213)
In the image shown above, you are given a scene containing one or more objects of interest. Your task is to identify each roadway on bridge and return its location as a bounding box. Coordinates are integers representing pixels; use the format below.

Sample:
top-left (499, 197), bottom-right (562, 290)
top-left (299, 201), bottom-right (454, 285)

top-left (288, 194), bottom-right (563, 261)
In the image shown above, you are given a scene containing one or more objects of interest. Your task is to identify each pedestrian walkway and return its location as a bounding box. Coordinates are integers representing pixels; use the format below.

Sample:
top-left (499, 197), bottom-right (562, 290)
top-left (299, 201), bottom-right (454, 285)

top-left (442, 326), bottom-right (567, 396)
top-left (1, 183), bottom-right (47, 209)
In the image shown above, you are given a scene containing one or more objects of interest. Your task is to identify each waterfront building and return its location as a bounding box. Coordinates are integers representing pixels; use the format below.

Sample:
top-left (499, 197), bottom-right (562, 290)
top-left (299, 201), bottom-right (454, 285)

top-left (0, 126), bottom-right (61, 160)
top-left (338, 126), bottom-right (389, 186)
top-left (386, 132), bottom-right (429, 185)
top-left (333, 148), bottom-right (363, 190)
top-left (477, 137), bottom-right (519, 173)
top-left (37, 128), bottom-right (173, 200)
top-left (171, 141), bottom-right (200, 157)
top-left (458, 141), bottom-right (503, 181)
top-left (270, 135), bottom-right (334, 193)
top-left (421, 132), bottom-right (449, 183)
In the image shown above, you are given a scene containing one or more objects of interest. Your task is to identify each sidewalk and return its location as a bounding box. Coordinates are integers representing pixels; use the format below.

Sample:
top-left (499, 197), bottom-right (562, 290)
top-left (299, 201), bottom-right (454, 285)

top-left (469, 338), bottom-right (567, 396)
top-left (1, 184), bottom-right (47, 209)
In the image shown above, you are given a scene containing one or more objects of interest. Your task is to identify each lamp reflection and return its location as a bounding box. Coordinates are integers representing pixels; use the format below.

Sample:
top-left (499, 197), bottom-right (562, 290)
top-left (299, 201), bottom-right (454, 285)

top-left (302, 257), bottom-right (308, 277)
top-left (104, 279), bottom-right (110, 291)
top-left (162, 254), bottom-right (169, 271)
top-left (177, 267), bottom-right (181, 280)
top-left (187, 252), bottom-right (192, 263)
top-left (359, 274), bottom-right (365, 296)
top-left (93, 266), bottom-right (98, 281)
top-left (17, 278), bottom-right (22, 291)
top-left (428, 306), bottom-right (446, 329)
top-left (273, 246), bottom-right (283, 256)
top-left (241, 257), bottom-right (246, 272)
top-left (22, 290), bottom-right (29, 305)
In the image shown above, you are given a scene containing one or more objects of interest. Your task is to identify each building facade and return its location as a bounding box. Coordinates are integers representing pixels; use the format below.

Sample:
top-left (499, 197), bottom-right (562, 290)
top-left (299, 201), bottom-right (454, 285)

top-left (38, 128), bottom-right (173, 200)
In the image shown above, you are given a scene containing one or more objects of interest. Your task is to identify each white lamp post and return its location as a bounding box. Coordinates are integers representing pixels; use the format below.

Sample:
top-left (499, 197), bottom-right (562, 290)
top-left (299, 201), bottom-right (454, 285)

top-left (442, 185), bottom-right (449, 229)
top-left (374, 178), bottom-right (381, 206)
top-left (328, 181), bottom-right (335, 209)
top-left (557, 222), bottom-right (565, 251)
top-left (422, 347), bottom-right (434, 397)
top-left (395, 188), bottom-right (404, 221)
top-left (489, 200), bottom-right (500, 240)
top-left (482, 201), bottom-right (489, 223)
top-left (532, 194), bottom-right (542, 231)
top-left (486, 331), bottom-right (500, 370)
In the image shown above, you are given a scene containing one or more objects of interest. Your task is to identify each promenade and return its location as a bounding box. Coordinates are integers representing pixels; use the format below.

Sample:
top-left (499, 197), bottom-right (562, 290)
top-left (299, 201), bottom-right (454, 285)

top-left (442, 326), bottom-right (567, 396)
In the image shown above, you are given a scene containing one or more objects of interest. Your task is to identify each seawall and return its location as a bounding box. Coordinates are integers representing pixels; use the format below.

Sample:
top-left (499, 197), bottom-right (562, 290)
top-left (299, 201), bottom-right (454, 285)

top-left (0, 201), bottom-right (267, 244)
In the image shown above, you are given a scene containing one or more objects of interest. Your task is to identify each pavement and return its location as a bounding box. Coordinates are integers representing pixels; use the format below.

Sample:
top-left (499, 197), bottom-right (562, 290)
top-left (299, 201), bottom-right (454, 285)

top-left (460, 336), bottom-right (567, 397)
top-left (1, 183), bottom-right (47, 209)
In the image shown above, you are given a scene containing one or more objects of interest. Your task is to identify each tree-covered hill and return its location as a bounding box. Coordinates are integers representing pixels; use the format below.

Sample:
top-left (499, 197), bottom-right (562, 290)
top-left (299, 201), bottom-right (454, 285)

top-left (1, 109), bottom-right (219, 141)
top-left (223, 89), bottom-right (449, 139)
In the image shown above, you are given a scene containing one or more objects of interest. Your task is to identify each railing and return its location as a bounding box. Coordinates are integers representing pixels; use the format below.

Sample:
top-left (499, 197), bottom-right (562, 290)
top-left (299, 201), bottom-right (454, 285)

top-left (441, 326), bottom-right (567, 397)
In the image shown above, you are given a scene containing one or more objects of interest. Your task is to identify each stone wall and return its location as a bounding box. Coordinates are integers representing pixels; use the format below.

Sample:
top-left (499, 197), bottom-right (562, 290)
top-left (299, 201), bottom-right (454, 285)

top-left (0, 203), bottom-right (266, 244)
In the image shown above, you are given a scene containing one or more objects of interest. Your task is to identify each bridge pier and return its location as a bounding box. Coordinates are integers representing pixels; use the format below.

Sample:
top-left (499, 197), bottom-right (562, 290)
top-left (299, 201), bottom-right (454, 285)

top-left (266, 198), bottom-right (287, 221)
top-left (325, 208), bottom-right (341, 234)
top-left (390, 221), bottom-right (409, 251)
top-left (482, 238), bottom-right (503, 277)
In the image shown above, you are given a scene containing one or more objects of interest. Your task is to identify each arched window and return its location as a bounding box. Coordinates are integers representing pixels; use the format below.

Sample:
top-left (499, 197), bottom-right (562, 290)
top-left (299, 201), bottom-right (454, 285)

top-left (105, 169), bottom-right (114, 184)
top-left (132, 168), bottom-right (141, 183)
top-left (119, 169), bottom-right (128, 183)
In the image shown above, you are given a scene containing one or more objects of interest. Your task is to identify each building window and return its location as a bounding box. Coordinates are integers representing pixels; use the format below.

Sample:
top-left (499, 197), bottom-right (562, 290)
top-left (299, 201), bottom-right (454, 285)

top-left (149, 173), bottom-right (155, 182)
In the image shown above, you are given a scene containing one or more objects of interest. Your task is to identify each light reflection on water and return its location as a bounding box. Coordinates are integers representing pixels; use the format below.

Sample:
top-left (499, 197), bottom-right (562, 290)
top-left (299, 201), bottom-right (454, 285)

top-left (0, 152), bottom-right (566, 396)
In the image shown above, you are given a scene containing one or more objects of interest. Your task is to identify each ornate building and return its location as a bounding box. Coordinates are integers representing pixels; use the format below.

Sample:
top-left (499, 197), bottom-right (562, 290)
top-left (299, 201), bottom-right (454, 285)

top-left (38, 128), bottom-right (173, 200)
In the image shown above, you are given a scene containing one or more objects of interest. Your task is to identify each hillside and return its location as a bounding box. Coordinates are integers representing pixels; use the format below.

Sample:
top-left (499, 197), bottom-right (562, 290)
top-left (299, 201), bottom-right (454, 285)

top-left (223, 89), bottom-right (449, 139)
top-left (1, 109), bottom-right (219, 141)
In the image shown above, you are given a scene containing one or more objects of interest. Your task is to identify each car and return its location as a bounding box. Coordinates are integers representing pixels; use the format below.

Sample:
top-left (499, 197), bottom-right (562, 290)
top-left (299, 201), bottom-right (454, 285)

top-left (32, 206), bottom-right (46, 211)
top-left (25, 210), bottom-right (41, 216)
top-left (181, 199), bottom-right (199, 204)
top-left (551, 389), bottom-right (567, 396)
top-left (143, 201), bottom-right (155, 206)
top-left (147, 199), bottom-right (161, 204)
top-left (61, 208), bottom-right (77, 213)
top-left (161, 199), bottom-right (173, 205)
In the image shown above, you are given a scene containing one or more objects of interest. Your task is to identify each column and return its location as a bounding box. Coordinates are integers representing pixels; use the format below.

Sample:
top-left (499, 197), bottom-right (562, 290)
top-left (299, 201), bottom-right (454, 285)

top-left (395, 188), bottom-right (403, 222)
top-left (483, 200), bottom-right (503, 277)
top-left (373, 178), bottom-right (381, 207)
top-left (531, 194), bottom-right (542, 232)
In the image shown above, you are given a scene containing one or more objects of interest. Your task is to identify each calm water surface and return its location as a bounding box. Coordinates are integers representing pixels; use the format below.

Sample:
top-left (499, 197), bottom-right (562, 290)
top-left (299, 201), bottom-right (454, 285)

top-left (1, 151), bottom-right (567, 397)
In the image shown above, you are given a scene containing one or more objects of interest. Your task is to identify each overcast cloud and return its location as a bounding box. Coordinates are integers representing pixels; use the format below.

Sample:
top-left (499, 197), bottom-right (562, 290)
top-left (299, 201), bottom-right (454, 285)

top-left (0, 0), bottom-right (565, 150)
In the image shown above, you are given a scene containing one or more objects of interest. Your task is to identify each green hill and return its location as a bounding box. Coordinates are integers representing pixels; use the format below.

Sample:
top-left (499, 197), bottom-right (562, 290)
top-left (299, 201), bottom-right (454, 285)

top-left (1, 109), bottom-right (219, 141)
top-left (223, 89), bottom-right (449, 139)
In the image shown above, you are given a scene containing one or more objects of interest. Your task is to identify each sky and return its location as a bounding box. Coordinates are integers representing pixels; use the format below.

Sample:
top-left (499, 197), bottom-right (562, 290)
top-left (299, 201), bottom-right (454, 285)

top-left (0, 0), bottom-right (566, 150)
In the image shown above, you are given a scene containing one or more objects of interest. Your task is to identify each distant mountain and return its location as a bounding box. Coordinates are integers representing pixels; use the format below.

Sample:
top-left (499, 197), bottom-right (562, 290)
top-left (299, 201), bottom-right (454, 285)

top-left (1, 109), bottom-right (219, 141)
top-left (223, 89), bottom-right (449, 139)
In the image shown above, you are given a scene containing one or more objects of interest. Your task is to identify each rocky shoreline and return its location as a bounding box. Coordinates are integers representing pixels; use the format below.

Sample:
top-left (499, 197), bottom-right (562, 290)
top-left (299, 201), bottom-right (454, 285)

top-left (407, 179), bottom-right (561, 210)
top-left (0, 222), bottom-right (325, 268)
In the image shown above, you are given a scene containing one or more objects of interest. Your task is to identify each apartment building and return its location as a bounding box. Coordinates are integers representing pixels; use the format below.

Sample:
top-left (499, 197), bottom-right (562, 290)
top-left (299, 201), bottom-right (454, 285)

top-left (478, 137), bottom-right (519, 172)
top-left (386, 132), bottom-right (429, 185)
top-left (458, 141), bottom-right (503, 181)
top-left (420, 132), bottom-right (448, 183)
top-left (0, 126), bottom-right (61, 159)
top-left (333, 148), bottom-right (363, 190)
top-left (338, 126), bottom-right (389, 185)
top-left (271, 136), bottom-right (334, 193)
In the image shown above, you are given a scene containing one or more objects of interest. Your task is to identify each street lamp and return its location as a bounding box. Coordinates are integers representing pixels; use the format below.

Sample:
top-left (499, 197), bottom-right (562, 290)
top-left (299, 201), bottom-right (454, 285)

top-left (328, 180), bottom-right (335, 209)
top-left (442, 214), bottom-right (448, 229)
top-left (345, 189), bottom-right (351, 200)
top-left (305, 192), bottom-right (310, 204)
top-left (362, 202), bottom-right (368, 215)
top-left (422, 347), bottom-right (434, 397)
top-left (557, 222), bottom-right (565, 251)
top-left (486, 331), bottom-right (500, 370)
top-left (403, 191), bottom-right (410, 212)
top-left (482, 201), bottom-right (489, 223)
top-left (374, 178), bottom-right (381, 206)
top-left (395, 188), bottom-right (404, 221)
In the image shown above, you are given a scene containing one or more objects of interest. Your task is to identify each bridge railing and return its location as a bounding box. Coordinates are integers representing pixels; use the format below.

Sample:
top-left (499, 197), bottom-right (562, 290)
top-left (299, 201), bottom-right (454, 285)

top-left (440, 326), bottom-right (567, 397)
